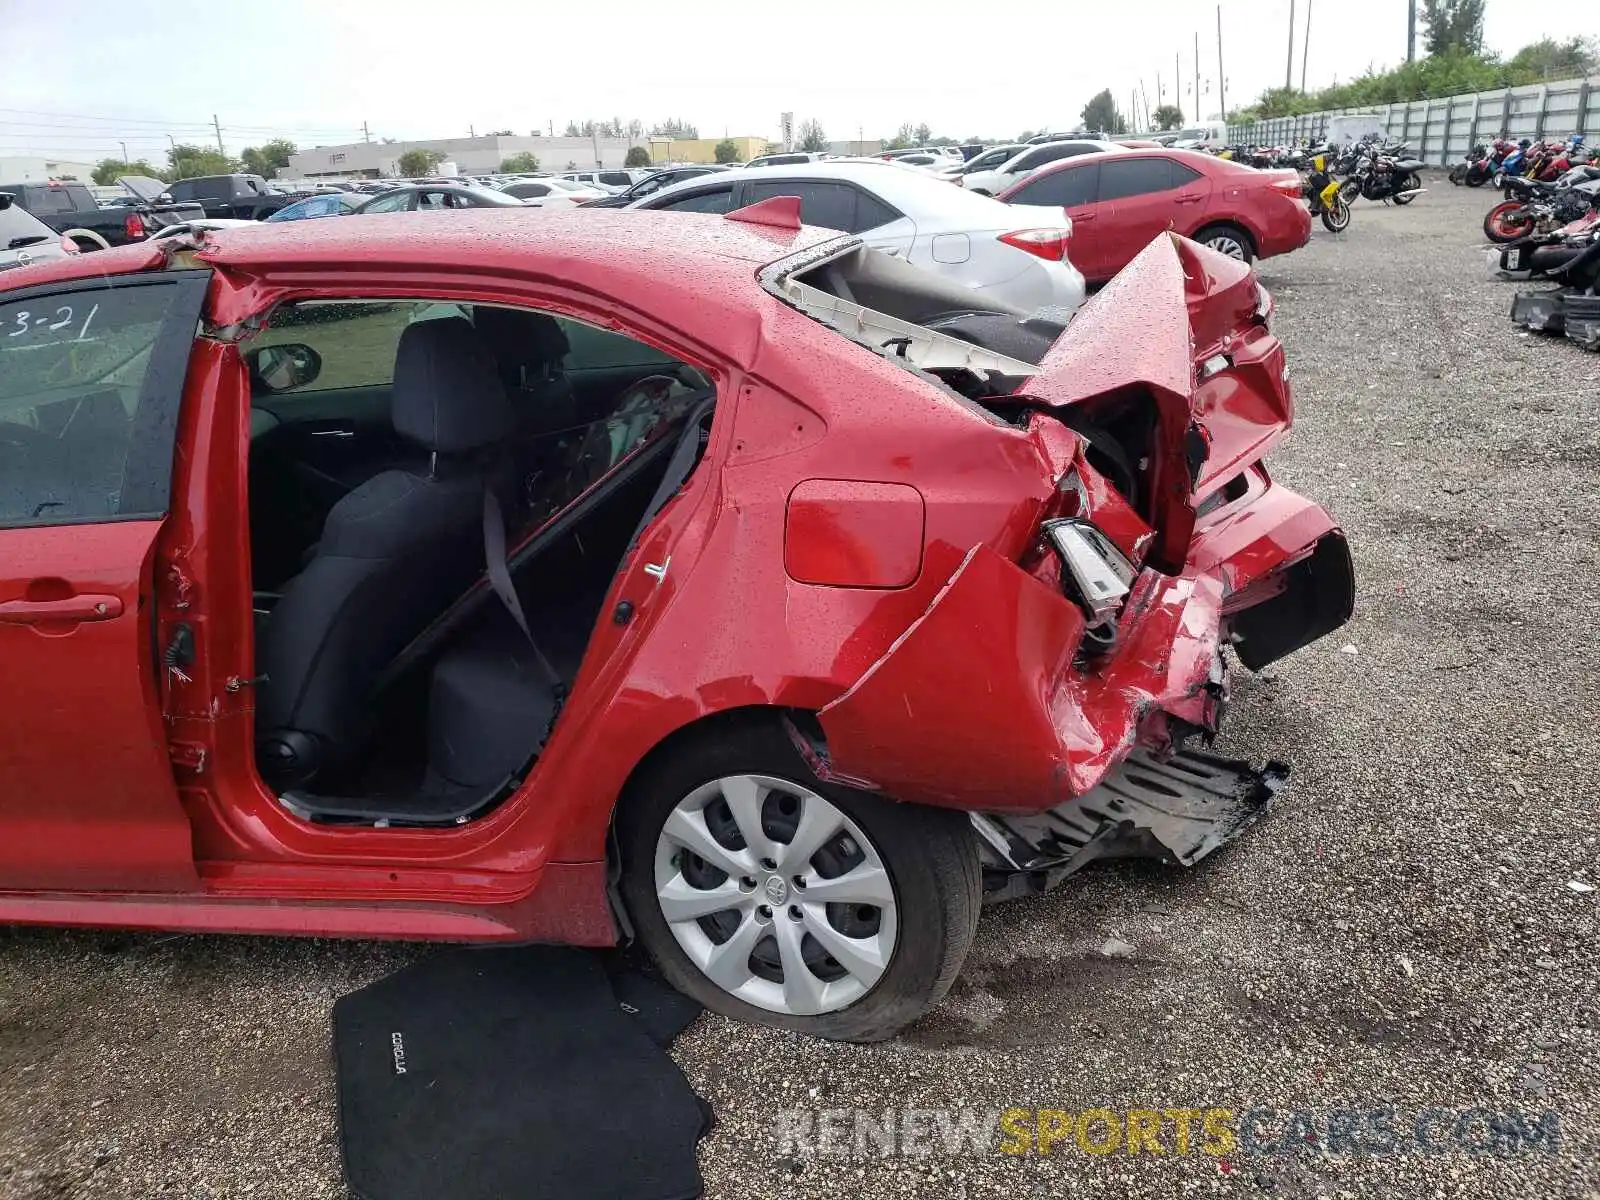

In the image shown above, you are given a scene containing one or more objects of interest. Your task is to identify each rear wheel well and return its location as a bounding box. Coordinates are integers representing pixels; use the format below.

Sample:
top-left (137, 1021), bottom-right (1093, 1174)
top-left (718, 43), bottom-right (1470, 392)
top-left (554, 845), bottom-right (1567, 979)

top-left (612, 705), bottom-right (811, 825)
top-left (62, 229), bottom-right (110, 252)
top-left (1193, 220), bottom-right (1256, 257)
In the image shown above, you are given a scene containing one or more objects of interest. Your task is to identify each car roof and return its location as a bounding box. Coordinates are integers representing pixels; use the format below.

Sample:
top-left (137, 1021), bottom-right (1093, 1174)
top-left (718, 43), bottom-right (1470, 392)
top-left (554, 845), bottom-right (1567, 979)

top-left (636, 159), bottom-right (1014, 218)
top-left (997, 146), bottom-right (1224, 192)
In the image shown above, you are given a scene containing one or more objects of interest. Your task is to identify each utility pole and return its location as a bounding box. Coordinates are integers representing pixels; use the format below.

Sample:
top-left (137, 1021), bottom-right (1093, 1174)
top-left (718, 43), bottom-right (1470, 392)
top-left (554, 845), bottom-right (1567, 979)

top-left (212, 114), bottom-right (224, 156)
top-left (1140, 78), bottom-right (1151, 125)
top-left (1406, 0), bottom-right (1417, 62)
top-left (469, 124), bottom-right (475, 138)
top-left (1285, 0), bottom-right (1296, 90)
top-left (362, 121), bottom-right (371, 143)
top-left (1301, 0), bottom-right (1312, 92)
top-left (1176, 52), bottom-right (1182, 116)
top-left (1194, 31), bottom-right (1201, 118)
top-left (119, 140), bottom-right (128, 163)
top-left (1217, 5), bottom-right (1227, 124)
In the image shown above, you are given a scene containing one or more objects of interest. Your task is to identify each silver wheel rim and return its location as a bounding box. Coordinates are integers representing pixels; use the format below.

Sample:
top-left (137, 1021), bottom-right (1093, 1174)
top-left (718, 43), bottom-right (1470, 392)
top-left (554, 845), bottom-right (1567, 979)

top-left (1206, 233), bottom-right (1246, 259)
top-left (653, 774), bottom-right (898, 1016)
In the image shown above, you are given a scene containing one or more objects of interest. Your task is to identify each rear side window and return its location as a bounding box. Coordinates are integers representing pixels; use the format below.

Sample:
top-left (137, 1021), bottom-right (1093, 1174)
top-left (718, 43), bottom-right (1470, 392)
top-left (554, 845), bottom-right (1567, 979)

top-left (1010, 162), bottom-right (1100, 208)
top-left (1098, 158), bottom-right (1184, 201)
top-left (599, 172), bottom-right (633, 187)
top-left (655, 187), bottom-right (734, 214)
top-left (26, 186), bottom-right (78, 215)
top-left (0, 275), bottom-right (207, 526)
top-left (743, 181), bottom-right (861, 232)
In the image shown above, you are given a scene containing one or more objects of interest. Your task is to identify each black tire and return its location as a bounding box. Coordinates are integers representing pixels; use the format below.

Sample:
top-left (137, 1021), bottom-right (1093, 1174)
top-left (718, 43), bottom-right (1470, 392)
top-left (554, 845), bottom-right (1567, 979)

top-left (1320, 197), bottom-right (1351, 233)
top-left (615, 718), bottom-right (981, 1042)
top-left (1337, 178), bottom-right (1362, 204)
top-left (1193, 222), bottom-right (1255, 264)
top-left (1392, 173), bottom-right (1420, 205)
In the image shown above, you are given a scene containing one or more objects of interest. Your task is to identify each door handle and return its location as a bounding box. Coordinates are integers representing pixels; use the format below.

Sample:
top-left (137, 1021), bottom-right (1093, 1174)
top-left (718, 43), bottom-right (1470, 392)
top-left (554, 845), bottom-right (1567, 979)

top-left (1073, 212), bottom-right (1096, 222)
top-left (310, 428), bottom-right (356, 439)
top-left (1175, 194), bottom-right (1204, 205)
top-left (0, 594), bottom-right (124, 625)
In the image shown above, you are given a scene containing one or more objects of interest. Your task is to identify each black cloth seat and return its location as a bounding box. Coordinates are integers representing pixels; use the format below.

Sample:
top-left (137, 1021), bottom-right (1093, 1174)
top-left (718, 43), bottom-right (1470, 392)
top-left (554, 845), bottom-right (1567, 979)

top-left (255, 317), bottom-right (515, 788)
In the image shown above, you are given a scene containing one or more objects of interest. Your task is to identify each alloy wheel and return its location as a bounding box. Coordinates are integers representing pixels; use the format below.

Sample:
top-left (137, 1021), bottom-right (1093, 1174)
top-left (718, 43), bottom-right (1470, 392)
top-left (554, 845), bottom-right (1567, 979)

top-left (653, 773), bottom-right (899, 1016)
top-left (1205, 233), bottom-right (1247, 260)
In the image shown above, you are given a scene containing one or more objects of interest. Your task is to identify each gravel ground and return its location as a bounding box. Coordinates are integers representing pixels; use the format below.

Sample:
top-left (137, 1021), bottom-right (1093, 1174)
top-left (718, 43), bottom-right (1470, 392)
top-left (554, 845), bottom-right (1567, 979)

top-left (2, 178), bottom-right (1597, 1200)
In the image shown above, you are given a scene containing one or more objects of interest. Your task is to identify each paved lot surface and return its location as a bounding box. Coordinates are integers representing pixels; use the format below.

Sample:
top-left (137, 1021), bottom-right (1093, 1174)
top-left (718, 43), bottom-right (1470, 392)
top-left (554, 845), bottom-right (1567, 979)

top-left (2, 180), bottom-right (1597, 1199)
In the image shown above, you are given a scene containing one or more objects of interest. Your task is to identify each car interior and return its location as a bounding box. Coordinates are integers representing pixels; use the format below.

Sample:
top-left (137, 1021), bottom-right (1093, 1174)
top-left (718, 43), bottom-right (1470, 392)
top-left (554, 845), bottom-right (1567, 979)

top-left (244, 298), bottom-right (715, 827)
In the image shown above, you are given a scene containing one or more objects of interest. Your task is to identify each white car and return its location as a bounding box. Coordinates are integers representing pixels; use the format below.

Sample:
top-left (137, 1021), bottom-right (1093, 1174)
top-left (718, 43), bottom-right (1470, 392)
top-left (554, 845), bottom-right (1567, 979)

top-left (500, 178), bottom-right (609, 206)
top-left (961, 140), bottom-right (1127, 195)
top-left (560, 169), bottom-right (654, 194)
top-left (744, 152), bottom-right (828, 169)
top-left (629, 160), bottom-right (1086, 314)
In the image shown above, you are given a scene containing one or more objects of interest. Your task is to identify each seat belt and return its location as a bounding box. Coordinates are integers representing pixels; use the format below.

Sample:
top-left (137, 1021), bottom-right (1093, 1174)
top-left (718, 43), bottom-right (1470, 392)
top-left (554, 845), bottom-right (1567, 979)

top-left (625, 397), bottom-right (715, 553)
top-left (482, 486), bottom-right (561, 686)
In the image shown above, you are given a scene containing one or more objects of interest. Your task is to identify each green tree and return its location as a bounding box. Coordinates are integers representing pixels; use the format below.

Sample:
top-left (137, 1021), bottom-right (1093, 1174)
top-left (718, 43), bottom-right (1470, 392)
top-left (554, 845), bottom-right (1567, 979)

top-left (1505, 36), bottom-right (1599, 81)
top-left (798, 119), bottom-right (828, 152)
top-left (238, 138), bottom-right (297, 180)
top-left (883, 122), bottom-right (917, 151)
top-left (1079, 90), bottom-right (1127, 135)
top-left (1421, 0), bottom-right (1485, 56)
top-left (563, 121), bottom-right (583, 137)
top-left (1153, 104), bottom-right (1185, 130)
top-left (912, 122), bottom-right (932, 145)
top-left (167, 143), bottom-right (236, 180)
top-left (713, 138), bottom-right (742, 164)
top-left (650, 118), bottom-right (699, 139)
top-left (397, 149), bottom-right (446, 177)
top-left (500, 152), bottom-right (541, 172)
top-left (488, 129), bottom-right (514, 136)
top-left (624, 146), bottom-right (652, 167)
top-left (92, 157), bottom-right (164, 185)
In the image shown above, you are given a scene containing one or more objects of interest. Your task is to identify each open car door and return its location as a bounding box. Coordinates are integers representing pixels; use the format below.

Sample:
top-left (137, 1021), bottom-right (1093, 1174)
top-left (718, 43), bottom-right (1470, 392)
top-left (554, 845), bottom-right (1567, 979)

top-left (0, 270), bottom-right (208, 891)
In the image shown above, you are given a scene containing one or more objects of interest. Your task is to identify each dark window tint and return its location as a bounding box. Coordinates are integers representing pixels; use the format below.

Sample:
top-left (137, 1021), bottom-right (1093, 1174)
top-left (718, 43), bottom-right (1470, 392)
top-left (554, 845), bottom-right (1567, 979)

top-left (506, 182), bottom-right (552, 198)
top-left (743, 181), bottom-right (859, 231)
top-left (1098, 158), bottom-right (1182, 201)
top-left (853, 190), bottom-right (902, 231)
top-left (0, 278), bottom-right (204, 526)
top-left (598, 172), bottom-right (634, 187)
top-left (1011, 162), bottom-right (1100, 208)
top-left (165, 180), bottom-right (194, 201)
top-left (26, 186), bottom-right (78, 215)
top-left (1013, 144), bottom-right (1090, 171)
top-left (656, 187), bottom-right (734, 214)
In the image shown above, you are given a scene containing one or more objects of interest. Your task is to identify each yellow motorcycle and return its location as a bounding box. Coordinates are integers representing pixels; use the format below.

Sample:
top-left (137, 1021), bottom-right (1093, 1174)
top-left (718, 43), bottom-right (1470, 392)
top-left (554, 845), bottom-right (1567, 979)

top-left (1304, 151), bottom-right (1351, 233)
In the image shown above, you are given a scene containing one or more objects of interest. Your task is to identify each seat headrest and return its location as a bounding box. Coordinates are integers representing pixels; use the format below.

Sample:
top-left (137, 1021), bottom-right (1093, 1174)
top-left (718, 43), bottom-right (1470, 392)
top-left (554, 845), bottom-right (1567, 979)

top-left (391, 318), bottom-right (515, 454)
top-left (473, 306), bottom-right (571, 390)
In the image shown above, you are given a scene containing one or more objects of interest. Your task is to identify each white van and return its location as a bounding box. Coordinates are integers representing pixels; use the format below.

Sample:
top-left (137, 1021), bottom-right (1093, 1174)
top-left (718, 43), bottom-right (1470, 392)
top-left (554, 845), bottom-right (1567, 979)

top-left (1171, 121), bottom-right (1228, 150)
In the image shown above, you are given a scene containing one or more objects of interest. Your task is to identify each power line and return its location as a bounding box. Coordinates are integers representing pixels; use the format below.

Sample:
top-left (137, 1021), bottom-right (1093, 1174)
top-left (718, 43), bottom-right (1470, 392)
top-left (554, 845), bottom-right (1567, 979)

top-left (0, 106), bottom-right (364, 135)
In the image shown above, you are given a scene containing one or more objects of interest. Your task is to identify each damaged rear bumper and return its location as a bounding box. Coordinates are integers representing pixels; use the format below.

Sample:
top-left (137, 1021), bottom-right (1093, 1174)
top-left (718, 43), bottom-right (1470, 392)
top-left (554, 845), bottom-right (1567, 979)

top-left (808, 473), bottom-right (1352, 823)
top-left (973, 748), bottom-right (1285, 901)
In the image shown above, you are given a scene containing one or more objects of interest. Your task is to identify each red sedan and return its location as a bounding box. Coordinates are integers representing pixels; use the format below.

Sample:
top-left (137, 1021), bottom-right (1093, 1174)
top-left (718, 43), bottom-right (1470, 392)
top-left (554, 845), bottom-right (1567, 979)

top-left (997, 148), bottom-right (1312, 283)
top-left (0, 201), bottom-right (1350, 1041)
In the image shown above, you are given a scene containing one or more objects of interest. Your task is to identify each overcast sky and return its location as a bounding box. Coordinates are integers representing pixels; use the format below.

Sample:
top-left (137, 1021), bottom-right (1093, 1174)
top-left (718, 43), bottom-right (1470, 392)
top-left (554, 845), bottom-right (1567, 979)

top-left (0, 0), bottom-right (1591, 161)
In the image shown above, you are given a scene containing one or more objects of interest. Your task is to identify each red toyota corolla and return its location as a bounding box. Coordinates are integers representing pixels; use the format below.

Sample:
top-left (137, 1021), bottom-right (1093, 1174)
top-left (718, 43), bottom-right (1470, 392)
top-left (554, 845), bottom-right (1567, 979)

top-left (997, 148), bottom-right (1312, 283)
top-left (0, 201), bottom-right (1351, 1041)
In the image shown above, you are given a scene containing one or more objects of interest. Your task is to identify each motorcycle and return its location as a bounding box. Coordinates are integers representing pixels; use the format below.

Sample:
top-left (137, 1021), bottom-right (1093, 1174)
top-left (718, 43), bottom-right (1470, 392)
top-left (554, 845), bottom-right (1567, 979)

top-left (1483, 169), bottom-right (1600, 243)
top-left (1303, 149), bottom-right (1351, 232)
top-left (1450, 139), bottom-right (1513, 187)
top-left (1509, 222), bottom-right (1600, 350)
top-left (1338, 140), bottom-right (1426, 205)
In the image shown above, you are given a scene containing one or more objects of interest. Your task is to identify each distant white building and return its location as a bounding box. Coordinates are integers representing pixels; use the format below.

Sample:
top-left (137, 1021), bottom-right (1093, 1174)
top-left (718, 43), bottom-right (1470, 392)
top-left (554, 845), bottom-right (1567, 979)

top-left (287, 135), bottom-right (645, 178)
top-left (0, 156), bottom-right (97, 182)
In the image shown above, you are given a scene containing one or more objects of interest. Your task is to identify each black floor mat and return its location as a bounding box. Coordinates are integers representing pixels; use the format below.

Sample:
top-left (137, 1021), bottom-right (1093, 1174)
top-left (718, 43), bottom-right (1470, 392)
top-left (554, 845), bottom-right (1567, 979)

top-left (334, 946), bottom-right (708, 1200)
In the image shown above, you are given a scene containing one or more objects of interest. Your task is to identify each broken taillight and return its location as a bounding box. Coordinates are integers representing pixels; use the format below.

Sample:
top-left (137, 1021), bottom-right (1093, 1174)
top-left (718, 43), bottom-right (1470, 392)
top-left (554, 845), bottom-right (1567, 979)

top-left (124, 211), bottom-right (146, 239)
top-left (998, 227), bottom-right (1070, 261)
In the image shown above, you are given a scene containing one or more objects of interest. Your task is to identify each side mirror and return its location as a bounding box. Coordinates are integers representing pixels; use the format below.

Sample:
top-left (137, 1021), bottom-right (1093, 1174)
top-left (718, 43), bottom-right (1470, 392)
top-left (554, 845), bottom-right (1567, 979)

top-left (246, 343), bottom-right (322, 393)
